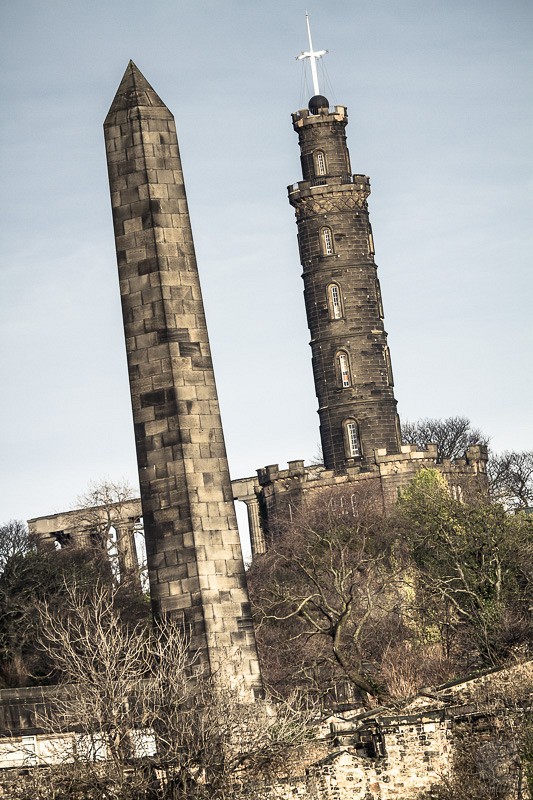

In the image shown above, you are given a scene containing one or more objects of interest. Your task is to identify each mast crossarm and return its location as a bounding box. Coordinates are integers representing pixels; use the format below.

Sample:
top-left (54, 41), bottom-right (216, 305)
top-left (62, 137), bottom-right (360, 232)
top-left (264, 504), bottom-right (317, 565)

top-left (296, 13), bottom-right (328, 97)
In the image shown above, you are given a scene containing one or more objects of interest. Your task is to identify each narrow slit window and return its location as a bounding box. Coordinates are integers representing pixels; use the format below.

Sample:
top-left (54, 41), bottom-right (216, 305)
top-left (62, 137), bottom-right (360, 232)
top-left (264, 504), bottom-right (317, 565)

top-left (337, 351), bottom-right (351, 387)
top-left (384, 345), bottom-right (394, 386)
top-left (368, 223), bottom-right (375, 256)
top-left (315, 150), bottom-right (327, 176)
top-left (328, 283), bottom-right (343, 319)
top-left (321, 227), bottom-right (334, 256)
top-left (376, 280), bottom-right (384, 319)
top-left (395, 414), bottom-right (402, 448)
top-left (344, 419), bottom-right (362, 458)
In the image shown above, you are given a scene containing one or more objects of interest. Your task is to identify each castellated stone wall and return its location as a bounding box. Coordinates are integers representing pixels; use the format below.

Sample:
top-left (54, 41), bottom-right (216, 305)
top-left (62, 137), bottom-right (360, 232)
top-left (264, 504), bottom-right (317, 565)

top-left (28, 444), bottom-right (488, 563)
top-left (252, 444), bottom-right (488, 551)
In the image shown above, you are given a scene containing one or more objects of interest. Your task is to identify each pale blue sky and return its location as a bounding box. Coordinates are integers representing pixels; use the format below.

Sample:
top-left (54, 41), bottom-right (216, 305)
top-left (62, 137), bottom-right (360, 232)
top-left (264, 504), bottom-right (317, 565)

top-left (1, 1), bottom-right (532, 533)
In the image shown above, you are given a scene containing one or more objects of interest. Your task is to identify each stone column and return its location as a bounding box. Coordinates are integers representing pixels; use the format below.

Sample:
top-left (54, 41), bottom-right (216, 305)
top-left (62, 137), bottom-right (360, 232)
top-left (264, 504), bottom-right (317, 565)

top-left (104, 62), bottom-right (261, 697)
top-left (244, 496), bottom-right (265, 558)
top-left (114, 521), bottom-right (141, 589)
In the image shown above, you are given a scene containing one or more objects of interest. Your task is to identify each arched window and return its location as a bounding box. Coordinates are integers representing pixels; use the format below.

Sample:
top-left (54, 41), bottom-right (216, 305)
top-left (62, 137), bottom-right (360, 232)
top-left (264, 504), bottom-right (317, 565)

top-left (451, 485), bottom-right (464, 503)
top-left (336, 350), bottom-right (352, 387)
top-left (327, 283), bottom-right (343, 319)
top-left (315, 150), bottom-right (327, 176)
top-left (321, 227), bottom-right (334, 256)
top-left (343, 419), bottom-right (362, 459)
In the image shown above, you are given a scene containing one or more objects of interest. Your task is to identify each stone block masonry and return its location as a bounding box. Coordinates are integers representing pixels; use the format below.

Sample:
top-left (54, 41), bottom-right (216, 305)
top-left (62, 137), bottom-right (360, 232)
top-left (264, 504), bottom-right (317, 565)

top-left (253, 445), bottom-right (488, 551)
top-left (103, 61), bottom-right (261, 696)
top-left (289, 100), bottom-right (402, 473)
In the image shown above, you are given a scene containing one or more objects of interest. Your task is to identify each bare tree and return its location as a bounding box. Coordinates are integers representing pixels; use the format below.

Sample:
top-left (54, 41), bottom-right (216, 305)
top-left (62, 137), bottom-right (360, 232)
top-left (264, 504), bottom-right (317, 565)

top-left (250, 472), bottom-right (531, 709)
top-left (0, 489), bottom-right (146, 690)
top-left (402, 416), bottom-right (488, 462)
top-left (422, 669), bottom-right (533, 800)
top-left (4, 582), bottom-right (311, 799)
top-left (248, 484), bottom-right (409, 707)
top-left (0, 542), bottom-right (124, 689)
top-left (0, 520), bottom-right (31, 574)
top-left (71, 479), bottom-right (144, 589)
top-left (488, 451), bottom-right (533, 511)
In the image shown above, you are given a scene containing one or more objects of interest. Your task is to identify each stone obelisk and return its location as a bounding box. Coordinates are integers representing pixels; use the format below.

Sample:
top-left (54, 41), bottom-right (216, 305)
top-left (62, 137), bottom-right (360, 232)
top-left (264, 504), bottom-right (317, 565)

top-left (104, 62), bottom-right (261, 696)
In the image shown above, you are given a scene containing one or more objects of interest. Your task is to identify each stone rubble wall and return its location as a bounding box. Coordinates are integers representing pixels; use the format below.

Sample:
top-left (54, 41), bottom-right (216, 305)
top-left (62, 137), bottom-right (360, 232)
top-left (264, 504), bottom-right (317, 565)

top-left (0, 688), bottom-right (528, 799)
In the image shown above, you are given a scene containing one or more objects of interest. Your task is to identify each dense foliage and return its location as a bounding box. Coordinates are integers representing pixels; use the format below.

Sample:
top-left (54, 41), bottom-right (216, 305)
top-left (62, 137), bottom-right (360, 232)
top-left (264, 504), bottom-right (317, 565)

top-left (0, 461), bottom-right (531, 795)
top-left (248, 472), bottom-right (532, 707)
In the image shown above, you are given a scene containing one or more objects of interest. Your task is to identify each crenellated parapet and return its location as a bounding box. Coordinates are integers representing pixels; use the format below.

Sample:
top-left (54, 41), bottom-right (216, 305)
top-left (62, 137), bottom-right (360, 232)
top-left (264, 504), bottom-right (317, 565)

top-left (248, 443), bottom-right (489, 553)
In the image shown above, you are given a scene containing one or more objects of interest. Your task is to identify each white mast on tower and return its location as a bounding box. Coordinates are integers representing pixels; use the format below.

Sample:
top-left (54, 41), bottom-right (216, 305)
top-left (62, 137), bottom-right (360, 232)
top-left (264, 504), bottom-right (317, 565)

top-left (297, 12), bottom-right (328, 97)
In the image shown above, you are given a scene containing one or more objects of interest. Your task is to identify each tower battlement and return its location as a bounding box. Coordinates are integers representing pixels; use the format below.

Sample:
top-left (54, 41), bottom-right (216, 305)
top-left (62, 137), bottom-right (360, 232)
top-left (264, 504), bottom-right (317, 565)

top-left (288, 174), bottom-right (370, 211)
top-left (291, 104), bottom-right (348, 126)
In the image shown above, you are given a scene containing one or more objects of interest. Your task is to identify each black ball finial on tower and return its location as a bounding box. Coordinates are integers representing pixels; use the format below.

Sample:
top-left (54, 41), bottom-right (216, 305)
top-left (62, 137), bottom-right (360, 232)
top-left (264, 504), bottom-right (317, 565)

top-left (308, 94), bottom-right (329, 114)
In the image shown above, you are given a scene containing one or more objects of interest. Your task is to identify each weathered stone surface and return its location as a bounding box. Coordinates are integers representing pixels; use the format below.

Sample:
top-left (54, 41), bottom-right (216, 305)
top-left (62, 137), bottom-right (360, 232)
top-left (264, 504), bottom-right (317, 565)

top-left (103, 61), bottom-right (261, 695)
top-left (289, 104), bottom-right (401, 473)
top-left (2, 663), bottom-right (528, 795)
top-left (252, 444), bottom-right (488, 548)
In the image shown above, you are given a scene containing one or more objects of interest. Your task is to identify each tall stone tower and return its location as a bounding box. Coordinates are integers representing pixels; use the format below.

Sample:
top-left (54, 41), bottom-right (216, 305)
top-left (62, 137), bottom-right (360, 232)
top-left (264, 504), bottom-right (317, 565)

top-left (289, 93), bottom-right (402, 472)
top-left (104, 62), bottom-right (261, 695)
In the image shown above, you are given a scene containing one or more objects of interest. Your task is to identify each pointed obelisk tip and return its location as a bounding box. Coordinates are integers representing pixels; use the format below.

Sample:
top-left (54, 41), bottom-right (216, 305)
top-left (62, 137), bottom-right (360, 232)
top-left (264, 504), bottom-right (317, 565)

top-left (105, 60), bottom-right (168, 121)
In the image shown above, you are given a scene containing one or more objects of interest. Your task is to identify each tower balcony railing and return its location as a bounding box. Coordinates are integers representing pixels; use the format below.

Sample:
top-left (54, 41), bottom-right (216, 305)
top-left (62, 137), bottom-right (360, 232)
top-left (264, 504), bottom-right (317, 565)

top-left (288, 173), bottom-right (355, 194)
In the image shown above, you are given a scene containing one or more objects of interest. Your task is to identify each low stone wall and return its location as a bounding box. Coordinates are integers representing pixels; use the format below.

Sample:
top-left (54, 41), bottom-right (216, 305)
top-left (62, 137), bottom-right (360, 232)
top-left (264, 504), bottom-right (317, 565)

top-left (0, 663), bottom-right (530, 798)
